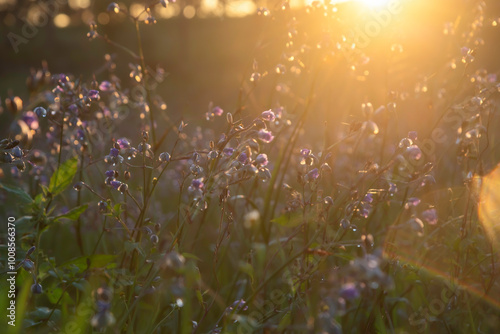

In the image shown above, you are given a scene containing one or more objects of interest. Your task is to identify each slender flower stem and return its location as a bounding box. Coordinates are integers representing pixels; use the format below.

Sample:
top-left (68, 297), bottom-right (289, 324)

top-left (91, 216), bottom-right (108, 256)
top-left (75, 147), bottom-right (85, 255)
top-left (97, 34), bottom-right (140, 60)
top-left (134, 20), bottom-right (157, 147)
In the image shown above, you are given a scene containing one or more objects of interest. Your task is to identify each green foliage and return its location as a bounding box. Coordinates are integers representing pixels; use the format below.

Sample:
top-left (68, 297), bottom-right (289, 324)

top-left (48, 157), bottom-right (78, 197)
top-left (0, 183), bottom-right (32, 204)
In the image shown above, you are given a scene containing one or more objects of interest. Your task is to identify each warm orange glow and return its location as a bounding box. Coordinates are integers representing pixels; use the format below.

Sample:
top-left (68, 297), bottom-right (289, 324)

top-left (479, 165), bottom-right (500, 251)
top-left (355, 0), bottom-right (393, 8)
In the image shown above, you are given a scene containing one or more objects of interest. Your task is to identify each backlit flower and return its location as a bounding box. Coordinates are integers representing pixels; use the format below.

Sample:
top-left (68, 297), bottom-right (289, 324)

top-left (258, 129), bottom-right (274, 143)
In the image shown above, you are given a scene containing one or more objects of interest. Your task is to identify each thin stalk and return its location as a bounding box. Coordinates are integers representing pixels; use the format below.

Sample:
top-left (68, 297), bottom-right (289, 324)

top-left (91, 216), bottom-right (108, 256)
top-left (134, 20), bottom-right (157, 146)
top-left (75, 145), bottom-right (85, 255)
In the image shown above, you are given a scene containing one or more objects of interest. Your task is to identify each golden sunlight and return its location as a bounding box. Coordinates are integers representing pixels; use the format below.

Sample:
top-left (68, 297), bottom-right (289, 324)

top-left (354, 0), bottom-right (394, 8)
top-left (479, 164), bottom-right (500, 251)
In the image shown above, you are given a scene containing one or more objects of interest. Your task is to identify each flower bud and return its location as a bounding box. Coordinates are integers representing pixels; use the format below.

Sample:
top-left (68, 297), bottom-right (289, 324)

top-left (31, 283), bottom-right (43, 294)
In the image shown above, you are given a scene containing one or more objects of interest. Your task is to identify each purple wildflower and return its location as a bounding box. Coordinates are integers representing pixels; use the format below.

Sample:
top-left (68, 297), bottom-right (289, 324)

top-left (105, 170), bottom-right (116, 177)
top-left (23, 111), bottom-right (39, 130)
top-left (110, 148), bottom-right (119, 157)
top-left (110, 180), bottom-right (121, 189)
top-left (255, 153), bottom-right (268, 166)
top-left (191, 179), bottom-right (204, 189)
top-left (339, 283), bottom-right (359, 300)
top-left (261, 110), bottom-right (276, 122)
top-left (230, 299), bottom-right (248, 312)
top-left (305, 168), bottom-right (319, 181)
top-left (54, 74), bottom-right (68, 83)
top-left (406, 145), bottom-right (422, 160)
top-left (88, 90), bottom-right (100, 101)
top-left (223, 147), bottom-right (234, 156)
top-left (359, 202), bottom-right (371, 218)
top-left (117, 138), bottom-right (131, 149)
top-left (212, 106), bottom-right (223, 116)
top-left (405, 197), bottom-right (421, 209)
top-left (422, 208), bottom-right (438, 225)
top-left (68, 104), bottom-right (78, 114)
top-left (300, 148), bottom-right (311, 157)
top-left (300, 148), bottom-right (314, 165)
top-left (364, 193), bottom-right (373, 203)
top-left (238, 152), bottom-right (249, 164)
top-left (258, 129), bottom-right (274, 143)
top-left (99, 81), bottom-right (113, 92)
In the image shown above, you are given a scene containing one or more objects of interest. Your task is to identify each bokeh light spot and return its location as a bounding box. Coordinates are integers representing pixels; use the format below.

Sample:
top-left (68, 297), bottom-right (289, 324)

top-left (183, 5), bottom-right (196, 19)
top-left (54, 13), bottom-right (71, 28)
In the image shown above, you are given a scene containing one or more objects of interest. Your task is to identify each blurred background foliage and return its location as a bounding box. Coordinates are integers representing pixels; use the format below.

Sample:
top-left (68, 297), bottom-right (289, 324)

top-left (1, 0), bottom-right (500, 141)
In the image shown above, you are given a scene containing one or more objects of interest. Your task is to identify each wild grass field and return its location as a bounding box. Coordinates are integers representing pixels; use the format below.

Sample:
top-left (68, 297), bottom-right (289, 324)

top-left (1, 0), bottom-right (500, 333)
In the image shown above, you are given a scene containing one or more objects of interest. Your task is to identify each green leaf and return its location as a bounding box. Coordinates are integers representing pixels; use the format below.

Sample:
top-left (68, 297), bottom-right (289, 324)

top-left (113, 203), bottom-right (123, 214)
top-left (48, 157), bottom-right (78, 196)
top-left (0, 183), bottom-right (32, 204)
top-left (53, 204), bottom-right (88, 223)
top-left (71, 282), bottom-right (86, 292)
top-left (14, 216), bottom-right (35, 229)
top-left (34, 193), bottom-right (46, 206)
top-left (46, 287), bottom-right (72, 304)
top-left (28, 307), bottom-right (61, 322)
